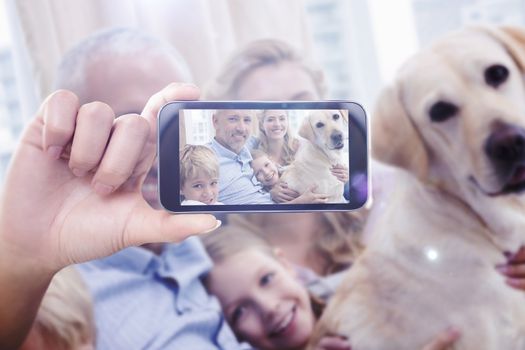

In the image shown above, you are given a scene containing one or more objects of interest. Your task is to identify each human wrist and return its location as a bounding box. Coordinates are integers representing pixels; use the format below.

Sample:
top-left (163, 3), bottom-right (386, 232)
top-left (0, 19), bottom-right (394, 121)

top-left (0, 198), bottom-right (60, 277)
top-left (0, 231), bottom-right (57, 295)
top-left (0, 231), bottom-right (56, 349)
top-left (0, 215), bottom-right (58, 282)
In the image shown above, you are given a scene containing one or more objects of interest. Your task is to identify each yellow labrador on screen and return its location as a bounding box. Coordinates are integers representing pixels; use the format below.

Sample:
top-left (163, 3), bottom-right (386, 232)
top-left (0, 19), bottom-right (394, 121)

top-left (309, 26), bottom-right (525, 349)
top-left (280, 110), bottom-right (348, 203)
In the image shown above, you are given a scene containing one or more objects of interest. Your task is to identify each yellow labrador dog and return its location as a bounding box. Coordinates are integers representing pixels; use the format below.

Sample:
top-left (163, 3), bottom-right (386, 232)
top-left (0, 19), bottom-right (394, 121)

top-left (309, 26), bottom-right (525, 349)
top-left (280, 110), bottom-right (348, 203)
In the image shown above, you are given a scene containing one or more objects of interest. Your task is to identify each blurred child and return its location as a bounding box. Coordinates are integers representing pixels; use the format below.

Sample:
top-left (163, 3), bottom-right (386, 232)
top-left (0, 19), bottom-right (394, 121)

top-left (250, 149), bottom-right (328, 204)
top-left (180, 144), bottom-right (223, 205)
top-left (201, 226), bottom-right (349, 350)
top-left (19, 266), bottom-right (95, 350)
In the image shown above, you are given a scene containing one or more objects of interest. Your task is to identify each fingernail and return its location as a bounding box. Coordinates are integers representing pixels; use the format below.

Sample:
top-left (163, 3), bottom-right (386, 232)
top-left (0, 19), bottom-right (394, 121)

top-left (201, 220), bottom-right (222, 234)
top-left (47, 146), bottom-right (63, 159)
top-left (72, 168), bottom-right (87, 177)
top-left (93, 182), bottom-right (114, 195)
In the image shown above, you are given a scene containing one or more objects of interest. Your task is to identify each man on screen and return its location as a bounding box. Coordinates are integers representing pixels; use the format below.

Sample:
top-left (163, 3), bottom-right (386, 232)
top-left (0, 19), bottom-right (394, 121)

top-left (208, 109), bottom-right (275, 204)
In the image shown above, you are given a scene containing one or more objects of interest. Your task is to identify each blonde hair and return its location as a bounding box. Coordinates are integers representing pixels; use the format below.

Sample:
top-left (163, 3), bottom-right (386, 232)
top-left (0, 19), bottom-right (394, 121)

top-left (32, 266), bottom-right (95, 349)
top-left (228, 212), bottom-right (366, 275)
top-left (180, 144), bottom-right (219, 187)
top-left (204, 39), bottom-right (326, 100)
top-left (249, 148), bottom-right (268, 161)
top-left (201, 225), bottom-right (275, 265)
top-left (257, 110), bottom-right (298, 166)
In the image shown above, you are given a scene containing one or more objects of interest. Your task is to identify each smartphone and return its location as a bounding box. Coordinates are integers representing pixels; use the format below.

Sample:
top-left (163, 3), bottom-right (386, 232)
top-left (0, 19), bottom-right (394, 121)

top-left (158, 101), bottom-right (368, 213)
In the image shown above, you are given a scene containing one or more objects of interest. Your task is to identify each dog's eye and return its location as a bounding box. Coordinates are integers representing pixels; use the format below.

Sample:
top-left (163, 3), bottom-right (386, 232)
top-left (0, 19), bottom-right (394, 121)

top-left (332, 114), bottom-right (340, 120)
top-left (429, 101), bottom-right (458, 123)
top-left (316, 122), bottom-right (325, 128)
top-left (484, 64), bottom-right (509, 88)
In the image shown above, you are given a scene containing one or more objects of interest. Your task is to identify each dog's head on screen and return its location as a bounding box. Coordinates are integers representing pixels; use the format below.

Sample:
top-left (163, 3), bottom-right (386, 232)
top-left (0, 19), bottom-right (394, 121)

top-left (299, 110), bottom-right (348, 156)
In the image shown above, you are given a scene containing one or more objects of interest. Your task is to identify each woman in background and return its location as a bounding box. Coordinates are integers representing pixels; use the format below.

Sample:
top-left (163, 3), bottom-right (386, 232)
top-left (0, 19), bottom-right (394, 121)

top-left (255, 109), bottom-right (299, 168)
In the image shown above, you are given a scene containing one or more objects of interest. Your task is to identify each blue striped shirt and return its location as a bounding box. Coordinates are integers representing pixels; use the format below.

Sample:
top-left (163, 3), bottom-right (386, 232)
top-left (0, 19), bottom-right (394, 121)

top-left (77, 237), bottom-right (244, 350)
top-left (208, 138), bottom-right (274, 205)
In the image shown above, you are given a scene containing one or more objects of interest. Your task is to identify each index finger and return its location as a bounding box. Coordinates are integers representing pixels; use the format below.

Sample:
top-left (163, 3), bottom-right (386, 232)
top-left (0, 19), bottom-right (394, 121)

top-left (278, 193), bottom-right (296, 202)
top-left (283, 188), bottom-right (300, 198)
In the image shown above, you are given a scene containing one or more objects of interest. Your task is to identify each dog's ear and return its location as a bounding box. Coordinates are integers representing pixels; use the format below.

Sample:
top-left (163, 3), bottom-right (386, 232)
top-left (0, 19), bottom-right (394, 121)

top-left (340, 109), bottom-right (348, 124)
top-left (372, 83), bottom-right (429, 179)
top-left (482, 26), bottom-right (525, 72)
top-left (298, 114), bottom-right (316, 143)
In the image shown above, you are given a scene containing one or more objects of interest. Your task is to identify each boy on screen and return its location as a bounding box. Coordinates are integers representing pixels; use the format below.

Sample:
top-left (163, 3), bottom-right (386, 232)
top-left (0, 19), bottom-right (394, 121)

top-left (180, 145), bottom-right (223, 205)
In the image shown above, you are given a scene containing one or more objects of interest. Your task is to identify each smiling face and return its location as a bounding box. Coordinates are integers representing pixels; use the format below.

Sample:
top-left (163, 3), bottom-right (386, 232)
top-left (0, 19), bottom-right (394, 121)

top-left (180, 170), bottom-right (219, 204)
top-left (261, 110), bottom-right (289, 140)
top-left (206, 249), bottom-right (315, 350)
top-left (393, 29), bottom-right (525, 197)
top-left (251, 155), bottom-right (280, 188)
top-left (213, 109), bottom-right (254, 154)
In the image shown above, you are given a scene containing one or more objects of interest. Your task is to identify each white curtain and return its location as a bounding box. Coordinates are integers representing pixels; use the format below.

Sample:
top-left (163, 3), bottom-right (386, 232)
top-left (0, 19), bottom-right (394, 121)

top-left (7, 0), bottom-right (313, 117)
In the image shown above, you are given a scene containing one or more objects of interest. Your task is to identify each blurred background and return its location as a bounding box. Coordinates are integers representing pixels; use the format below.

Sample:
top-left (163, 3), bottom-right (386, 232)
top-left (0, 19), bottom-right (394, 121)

top-left (1, 0), bottom-right (524, 184)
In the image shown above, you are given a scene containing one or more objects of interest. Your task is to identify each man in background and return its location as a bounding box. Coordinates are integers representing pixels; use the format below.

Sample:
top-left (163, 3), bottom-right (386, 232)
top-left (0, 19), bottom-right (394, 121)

top-left (55, 28), bottom-right (244, 349)
top-left (209, 109), bottom-right (275, 204)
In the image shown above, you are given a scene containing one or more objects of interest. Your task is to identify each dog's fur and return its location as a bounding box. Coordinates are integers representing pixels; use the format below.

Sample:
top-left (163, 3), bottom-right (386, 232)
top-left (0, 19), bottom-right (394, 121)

top-left (280, 110), bottom-right (348, 203)
top-left (308, 26), bottom-right (525, 349)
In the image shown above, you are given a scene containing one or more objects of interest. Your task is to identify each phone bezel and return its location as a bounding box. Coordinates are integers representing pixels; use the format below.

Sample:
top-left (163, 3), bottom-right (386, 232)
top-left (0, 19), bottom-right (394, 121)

top-left (157, 100), bottom-right (368, 213)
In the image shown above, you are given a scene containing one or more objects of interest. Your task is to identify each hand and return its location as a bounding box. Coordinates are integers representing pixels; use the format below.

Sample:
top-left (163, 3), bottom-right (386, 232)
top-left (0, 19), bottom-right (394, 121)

top-left (270, 181), bottom-right (300, 203)
top-left (314, 335), bottom-right (351, 350)
top-left (496, 246), bottom-right (525, 290)
top-left (421, 328), bottom-right (461, 350)
top-left (330, 164), bottom-right (349, 183)
top-left (1, 83), bottom-right (218, 269)
top-left (0, 83), bottom-right (219, 347)
top-left (291, 185), bottom-right (328, 204)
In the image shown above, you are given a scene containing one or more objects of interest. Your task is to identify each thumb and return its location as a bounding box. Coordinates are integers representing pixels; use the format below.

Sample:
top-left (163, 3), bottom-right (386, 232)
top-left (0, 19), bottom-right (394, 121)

top-left (123, 204), bottom-right (221, 247)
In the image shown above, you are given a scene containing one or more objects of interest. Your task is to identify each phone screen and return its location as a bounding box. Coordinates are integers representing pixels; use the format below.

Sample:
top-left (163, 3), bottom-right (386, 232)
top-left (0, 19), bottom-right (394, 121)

top-left (158, 101), bottom-right (368, 213)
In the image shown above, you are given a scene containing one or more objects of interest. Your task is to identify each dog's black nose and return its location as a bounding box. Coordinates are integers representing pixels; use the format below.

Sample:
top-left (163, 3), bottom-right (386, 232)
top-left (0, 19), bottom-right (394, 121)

top-left (331, 132), bottom-right (343, 144)
top-left (485, 123), bottom-right (525, 165)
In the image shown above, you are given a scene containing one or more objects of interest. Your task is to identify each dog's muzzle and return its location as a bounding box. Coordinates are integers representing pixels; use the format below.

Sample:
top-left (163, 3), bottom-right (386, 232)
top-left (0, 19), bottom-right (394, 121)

top-left (330, 132), bottom-right (344, 149)
top-left (484, 122), bottom-right (525, 193)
